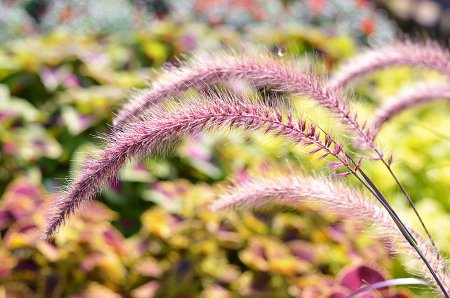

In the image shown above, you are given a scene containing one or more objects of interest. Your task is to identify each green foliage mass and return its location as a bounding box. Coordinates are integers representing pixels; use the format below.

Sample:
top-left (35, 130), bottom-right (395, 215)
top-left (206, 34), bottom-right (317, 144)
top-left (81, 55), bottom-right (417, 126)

top-left (0, 13), bottom-right (448, 298)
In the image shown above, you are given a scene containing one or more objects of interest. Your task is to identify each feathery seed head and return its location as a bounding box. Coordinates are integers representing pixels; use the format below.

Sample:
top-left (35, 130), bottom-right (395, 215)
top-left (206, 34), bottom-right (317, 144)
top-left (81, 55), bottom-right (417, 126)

top-left (329, 39), bottom-right (450, 90)
top-left (42, 91), bottom-right (350, 240)
top-left (113, 50), bottom-right (376, 158)
top-left (210, 173), bottom-right (450, 295)
top-left (371, 83), bottom-right (450, 137)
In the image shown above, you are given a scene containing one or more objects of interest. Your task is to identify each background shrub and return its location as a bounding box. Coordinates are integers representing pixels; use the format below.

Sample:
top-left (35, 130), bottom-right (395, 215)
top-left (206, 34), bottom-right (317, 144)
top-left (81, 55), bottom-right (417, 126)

top-left (1, 1), bottom-right (450, 297)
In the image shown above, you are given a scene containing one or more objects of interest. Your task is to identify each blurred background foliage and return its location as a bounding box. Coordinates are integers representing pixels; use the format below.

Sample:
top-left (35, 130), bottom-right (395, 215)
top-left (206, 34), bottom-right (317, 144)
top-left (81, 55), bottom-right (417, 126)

top-left (0, 0), bottom-right (449, 297)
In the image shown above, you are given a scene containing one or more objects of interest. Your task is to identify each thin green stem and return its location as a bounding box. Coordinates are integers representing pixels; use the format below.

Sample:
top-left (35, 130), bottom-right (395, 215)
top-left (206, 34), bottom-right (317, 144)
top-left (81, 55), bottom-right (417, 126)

top-left (380, 157), bottom-right (438, 247)
top-left (379, 156), bottom-right (450, 276)
top-left (354, 166), bottom-right (416, 245)
top-left (304, 119), bottom-right (448, 295)
top-left (338, 100), bottom-right (438, 251)
top-left (356, 166), bottom-right (449, 298)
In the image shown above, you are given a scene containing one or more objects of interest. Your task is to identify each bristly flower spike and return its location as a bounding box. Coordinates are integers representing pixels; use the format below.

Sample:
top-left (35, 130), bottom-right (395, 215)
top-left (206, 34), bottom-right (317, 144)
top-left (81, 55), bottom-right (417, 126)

top-left (113, 51), bottom-right (377, 157)
top-left (210, 173), bottom-right (450, 296)
top-left (370, 83), bottom-right (450, 136)
top-left (43, 92), bottom-right (352, 241)
top-left (328, 39), bottom-right (450, 90)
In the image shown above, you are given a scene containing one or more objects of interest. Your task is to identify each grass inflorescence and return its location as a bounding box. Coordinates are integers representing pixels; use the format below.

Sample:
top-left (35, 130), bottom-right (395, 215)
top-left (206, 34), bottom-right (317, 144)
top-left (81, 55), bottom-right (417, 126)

top-left (44, 40), bottom-right (450, 297)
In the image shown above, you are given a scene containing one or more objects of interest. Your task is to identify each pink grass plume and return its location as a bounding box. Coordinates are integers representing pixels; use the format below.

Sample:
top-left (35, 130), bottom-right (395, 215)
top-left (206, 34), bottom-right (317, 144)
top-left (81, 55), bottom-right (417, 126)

top-left (113, 51), bottom-right (378, 157)
top-left (43, 92), bottom-right (349, 240)
top-left (328, 40), bottom-right (450, 90)
top-left (371, 83), bottom-right (450, 136)
top-left (210, 173), bottom-right (450, 296)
